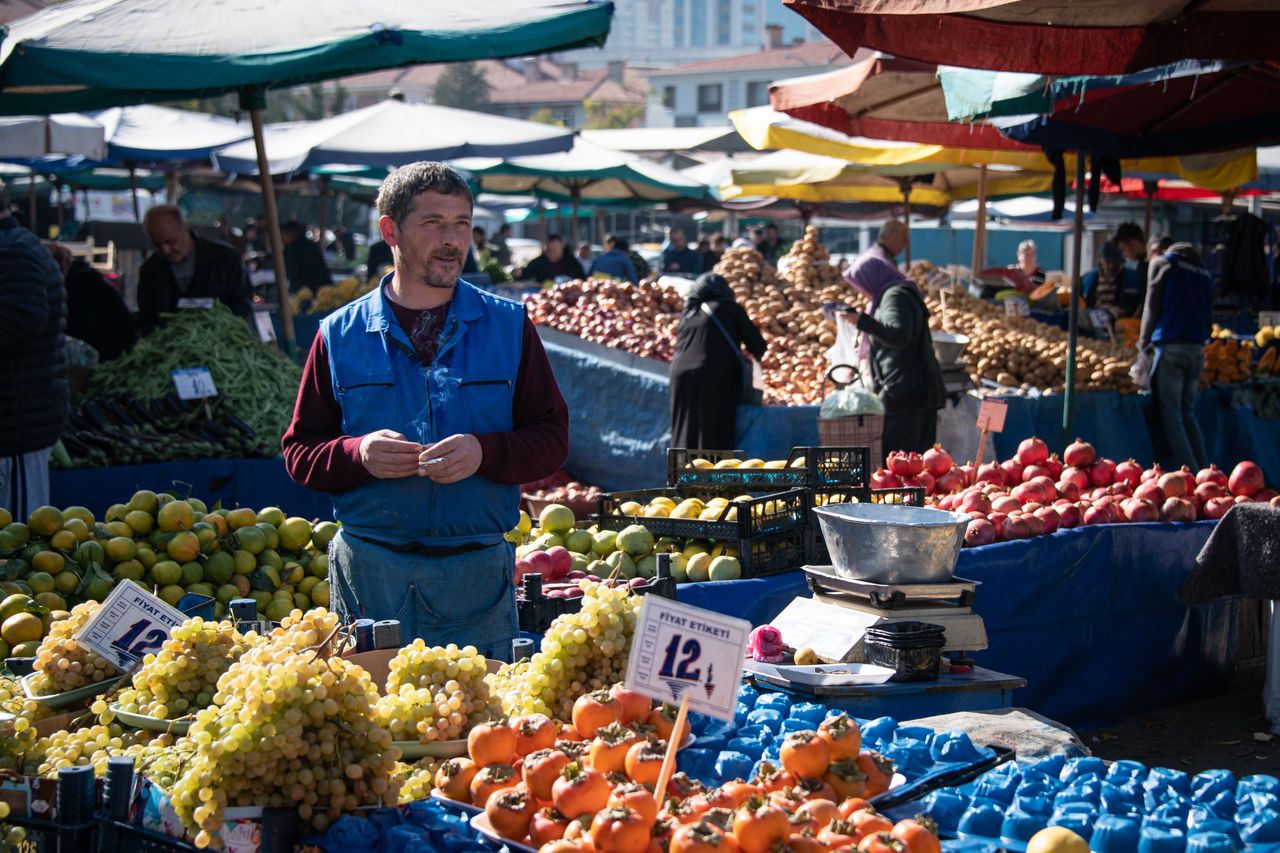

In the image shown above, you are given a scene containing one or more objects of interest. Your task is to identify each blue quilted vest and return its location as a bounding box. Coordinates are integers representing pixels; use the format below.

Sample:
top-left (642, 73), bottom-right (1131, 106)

top-left (320, 277), bottom-right (523, 546)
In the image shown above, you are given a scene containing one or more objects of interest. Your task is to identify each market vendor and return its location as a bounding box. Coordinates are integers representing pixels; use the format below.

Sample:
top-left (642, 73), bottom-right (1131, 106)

top-left (1006, 239), bottom-right (1046, 293)
top-left (282, 162), bottom-right (569, 659)
top-left (1083, 241), bottom-right (1143, 317)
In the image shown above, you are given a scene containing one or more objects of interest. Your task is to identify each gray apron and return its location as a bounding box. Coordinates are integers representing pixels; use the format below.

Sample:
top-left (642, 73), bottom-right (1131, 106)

top-left (328, 529), bottom-right (518, 662)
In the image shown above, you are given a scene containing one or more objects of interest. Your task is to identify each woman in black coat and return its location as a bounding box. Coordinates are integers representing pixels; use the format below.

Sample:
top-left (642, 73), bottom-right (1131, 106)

top-left (669, 273), bottom-right (766, 450)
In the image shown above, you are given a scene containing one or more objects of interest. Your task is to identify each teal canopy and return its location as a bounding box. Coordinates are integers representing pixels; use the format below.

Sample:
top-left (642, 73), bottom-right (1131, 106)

top-left (0, 0), bottom-right (615, 114)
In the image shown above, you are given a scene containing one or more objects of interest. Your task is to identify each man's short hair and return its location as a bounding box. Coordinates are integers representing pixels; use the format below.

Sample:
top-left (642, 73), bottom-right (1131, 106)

top-left (546, 233), bottom-right (564, 243)
top-left (765, 223), bottom-right (779, 232)
top-left (499, 223), bottom-right (512, 234)
top-left (376, 161), bottom-right (473, 225)
top-left (1113, 222), bottom-right (1145, 245)
top-left (280, 220), bottom-right (302, 237)
top-left (609, 235), bottom-right (630, 252)
top-left (143, 204), bottom-right (186, 231)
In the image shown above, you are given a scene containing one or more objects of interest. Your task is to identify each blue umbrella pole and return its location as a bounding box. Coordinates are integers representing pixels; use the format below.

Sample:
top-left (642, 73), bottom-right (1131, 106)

top-left (1063, 155), bottom-right (1086, 443)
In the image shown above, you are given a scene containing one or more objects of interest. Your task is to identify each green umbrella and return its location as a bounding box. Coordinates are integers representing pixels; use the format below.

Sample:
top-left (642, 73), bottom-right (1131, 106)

top-left (0, 0), bottom-right (614, 354)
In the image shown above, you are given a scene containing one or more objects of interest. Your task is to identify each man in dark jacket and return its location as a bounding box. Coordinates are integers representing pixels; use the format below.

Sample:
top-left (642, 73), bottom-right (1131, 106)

top-left (281, 221), bottom-right (332, 293)
top-left (62, 253), bottom-right (137, 360)
top-left (0, 182), bottom-right (68, 519)
top-left (517, 234), bottom-right (585, 282)
top-left (137, 205), bottom-right (253, 334)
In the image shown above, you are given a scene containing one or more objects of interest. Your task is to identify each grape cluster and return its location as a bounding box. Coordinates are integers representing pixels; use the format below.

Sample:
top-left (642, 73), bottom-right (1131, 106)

top-left (32, 722), bottom-right (158, 777)
top-left (490, 580), bottom-right (642, 719)
top-left (116, 618), bottom-right (259, 720)
top-left (130, 734), bottom-right (195, 792)
top-left (0, 800), bottom-right (27, 853)
top-left (29, 601), bottom-right (117, 695)
top-left (376, 642), bottom-right (500, 743)
top-left (393, 757), bottom-right (444, 804)
top-left (0, 675), bottom-right (45, 774)
top-left (168, 608), bottom-right (401, 848)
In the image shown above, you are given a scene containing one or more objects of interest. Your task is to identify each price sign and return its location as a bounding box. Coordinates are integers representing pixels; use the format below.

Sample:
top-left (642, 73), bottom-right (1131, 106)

top-left (1260, 311), bottom-right (1280, 329)
top-left (176, 297), bottom-right (215, 310)
top-left (1004, 296), bottom-right (1030, 318)
top-left (253, 311), bottom-right (276, 343)
top-left (171, 367), bottom-right (217, 400)
top-left (624, 595), bottom-right (750, 722)
top-left (976, 397), bottom-right (1008, 433)
top-left (76, 582), bottom-right (187, 672)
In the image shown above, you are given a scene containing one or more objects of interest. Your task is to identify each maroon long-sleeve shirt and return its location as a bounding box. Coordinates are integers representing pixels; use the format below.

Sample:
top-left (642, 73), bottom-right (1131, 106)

top-left (282, 302), bottom-right (569, 494)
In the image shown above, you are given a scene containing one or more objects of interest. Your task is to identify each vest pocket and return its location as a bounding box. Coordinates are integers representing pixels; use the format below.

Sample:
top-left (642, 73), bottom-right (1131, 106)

top-left (336, 380), bottom-right (396, 433)
top-left (459, 378), bottom-right (514, 434)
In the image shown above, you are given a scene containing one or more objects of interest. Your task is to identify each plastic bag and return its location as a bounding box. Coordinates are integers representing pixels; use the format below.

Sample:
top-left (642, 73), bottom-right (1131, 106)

top-left (824, 312), bottom-right (861, 368)
top-left (820, 384), bottom-right (885, 419)
top-left (1130, 348), bottom-right (1153, 390)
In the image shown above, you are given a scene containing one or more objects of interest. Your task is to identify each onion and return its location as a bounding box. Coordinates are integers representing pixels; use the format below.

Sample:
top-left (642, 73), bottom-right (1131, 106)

top-left (923, 444), bottom-right (953, 478)
top-left (1196, 464), bottom-right (1229, 488)
top-left (964, 519), bottom-right (996, 547)
top-left (1161, 497), bottom-right (1197, 522)
top-left (1016, 436), bottom-right (1050, 466)
top-left (1202, 496), bottom-right (1235, 520)
top-left (1063, 438), bottom-right (1096, 468)
top-left (1228, 460), bottom-right (1265, 497)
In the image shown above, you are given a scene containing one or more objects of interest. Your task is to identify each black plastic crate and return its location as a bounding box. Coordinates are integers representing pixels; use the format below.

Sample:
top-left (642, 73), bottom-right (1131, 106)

top-left (667, 447), bottom-right (871, 492)
top-left (95, 819), bottom-right (200, 853)
top-left (597, 488), bottom-right (809, 577)
top-left (806, 486), bottom-right (928, 564)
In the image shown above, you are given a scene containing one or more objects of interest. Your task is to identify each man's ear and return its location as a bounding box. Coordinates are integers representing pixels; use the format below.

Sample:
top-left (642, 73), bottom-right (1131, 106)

top-left (378, 215), bottom-right (397, 246)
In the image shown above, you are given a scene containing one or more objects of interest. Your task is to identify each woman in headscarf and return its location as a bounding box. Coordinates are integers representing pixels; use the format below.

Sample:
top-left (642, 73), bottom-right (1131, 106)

top-left (841, 255), bottom-right (945, 453)
top-left (670, 272), bottom-right (767, 450)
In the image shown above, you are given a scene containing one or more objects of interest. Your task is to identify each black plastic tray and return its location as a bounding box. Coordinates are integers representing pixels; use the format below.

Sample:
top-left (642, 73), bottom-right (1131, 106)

top-left (873, 744), bottom-right (1017, 813)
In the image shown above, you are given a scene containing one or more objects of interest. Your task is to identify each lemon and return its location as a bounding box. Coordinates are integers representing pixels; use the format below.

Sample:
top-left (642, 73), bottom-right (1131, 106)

top-left (257, 506), bottom-right (286, 527)
top-left (54, 569), bottom-right (81, 595)
top-left (125, 510), bottom-right (154, 535)
top-left (1027, 827), bottom-right (1089, 853)
top-left (157, 500), bottom-right (194, 533)
top-left (515, 511), bottom-right (532, 536)
top-left (31, 550), bottom-right (64, 575)
top-left (0, 594), bottom-right (35, 621)
top-left (1, 612), bottom-right (43, 645)
top-left (27, 506), bottom-right (63, 537)
top-left (24, 572), bottom-right (54, 594)
top-left (105, 537), bottom-right (137, 563)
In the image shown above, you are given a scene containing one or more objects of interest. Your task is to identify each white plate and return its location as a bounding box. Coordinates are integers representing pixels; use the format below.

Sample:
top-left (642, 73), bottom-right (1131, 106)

top-left (109, 703), bottom-right (192, 734)
top-left (469, 811), bottom-right (538, 853)
top-left (393, 738), bottom-right (469, 760)
top-left (745, 661), bottom-right (896, 688)
top-left (21, 672), bottom-right (121, 708)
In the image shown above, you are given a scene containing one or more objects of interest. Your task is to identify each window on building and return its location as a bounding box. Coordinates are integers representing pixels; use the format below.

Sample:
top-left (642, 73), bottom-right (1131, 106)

top-left (696, 83), bottom-right (723, 113)
top-left (675, 115), bottom-right (699, 127)
top-left (746, 81), bottom-right (770, 107)
top-left (716, 0), bottom-right (732, 44)
top-left (691, 0), bottom-right (707, 47)
top-left (673, 0), bottom-right (685, 46)
top-left (661, 85), bottom-right (676, 109)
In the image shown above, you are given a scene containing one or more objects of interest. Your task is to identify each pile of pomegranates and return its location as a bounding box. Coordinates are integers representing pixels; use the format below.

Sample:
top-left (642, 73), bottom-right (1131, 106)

top-left (872, 438), bottom-right (1275, 547)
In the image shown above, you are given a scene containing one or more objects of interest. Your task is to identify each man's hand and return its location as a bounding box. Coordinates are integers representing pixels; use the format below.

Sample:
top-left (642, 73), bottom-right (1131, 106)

top-left (359, 429), bottom-right (424, 479)
top-left (418, 434), bottom-right (483, 484)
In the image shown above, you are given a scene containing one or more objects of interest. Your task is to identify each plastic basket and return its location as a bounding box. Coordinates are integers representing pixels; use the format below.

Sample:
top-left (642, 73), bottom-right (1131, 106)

top-left (806, 486), bottom-right (928, 564)
top-left (818, 415), bottom-right (882, 467)
top-left (667, 447), bottom-right (873, 493)
top-left (865, 621), bottom-right (946, 683)
top-left (597, 488), bottom-right (808, 577)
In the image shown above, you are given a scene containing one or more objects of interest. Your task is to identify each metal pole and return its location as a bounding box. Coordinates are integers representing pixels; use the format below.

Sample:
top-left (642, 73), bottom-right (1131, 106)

top-left (571, 190), bottom-right (580, 246)
top-left (128, 165), bottom-right (140, 222)
top-left (900, 179), bottom-right (912, 267)
top-left (971, 164), bottom-right (989, 280)
top-left (1142, 180), bottom-right (1156, 240)
top-left (27, 174), bottom-right (36, 233)
top-left (250, 106), bottom-right (297, 358)
top-left (1063, 155), bottom-right (1086, 443)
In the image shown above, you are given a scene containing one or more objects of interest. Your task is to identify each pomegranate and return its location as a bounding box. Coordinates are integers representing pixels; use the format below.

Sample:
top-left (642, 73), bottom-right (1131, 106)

top-left (991, 495), bottom-right (1022, 515)
top-left (1002, 515), bottom-right (1033, 540)
top-left (1000, 458), bottom-right (1025, 485)
top-left (1271, 495), bottom-right (1280, 508)
top-left (1122, 498), bottom-right (1160, 523)
top-left (956, 463), bottom-right (976, 486)
top-left (1114, 459), bottom-right (1143, 488)
top-left (915, 471), bottom-right (936, 494)
top-left (1034, 506), bottom-right (1061, 534)
top-left (936, 494), bottom-right (957, 511)
top-left (1061, 466), bottom-right (1091, 491)
top-left (1256, 488), bottom-right (1279, 502)
top-left (988, 512), bottom-right (1008, 536)
top-left (886, 451), bottom-right (912, 477)
top-left (975, 463), bottom-right (1006, 487)
top-left (1030, 476), bottom-right (1059, 501)
top-left (1016, 437), bottom-right (1049, 466)
top-left (907, 452), bottom-right (925, 475)
top-left (1056, 480), bottom-right (1082, 502)
top-left (1106, 482), bottom-right (1133, 498)
top-left (1161, 497), bottom-right (1197, 522)
top-left (923, 444), bottom-right (953, 477)
top-left (1194, 482), bottom-right (1227, 504)
top-left (1228, 461), bottom-right (1265, 497)
top-left (1063, 438), bottom-right (1096, 468)
top-left (1196, 464), bottom-right (1229, 488)
top-left (1134, 481), bottom-right (1165, 505)
top-left (1175, 467), bottom-right (1197, 495)
top-left (964, 519), bottom-right (996, 547)
top-left (1057, 503), bottom-right (1083, 528)
top-left (1088, 459), bottom-right (1117, 488)
top-left (1012, 482), bottom-right (1047, 506)
top-left (958, 490), bottom-right (992, 515)
top-left (1083, 504), bottom-right (1110, 526)
top-left (1022, 501), bottom-right (1044, 513)
top-left (1202, 496), bottom-right (1235, 520)
top-left (1236, 494), bottom-right (1252, 504)
top-left (1022, 514), bottom-right (1046, 537)
top-left (1022, 463), bottom-right (1054, 482)
top-left (1141, 464), bottom-right (1163, 483)
top-left (1043, 454), bottom-right (1065, 480)
top-left (934, 469), bottom-right (966, 495)
top-left (870, 469), bottom-right (901, 489)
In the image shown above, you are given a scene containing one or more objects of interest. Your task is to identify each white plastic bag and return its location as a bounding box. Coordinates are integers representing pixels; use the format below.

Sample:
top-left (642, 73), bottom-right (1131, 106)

top-left (824, 313), bottom-right (861, 368)
top-left (820, 384), bottom-right (884, 419)
top-left (1130, 348), bottom-right (1153, 390)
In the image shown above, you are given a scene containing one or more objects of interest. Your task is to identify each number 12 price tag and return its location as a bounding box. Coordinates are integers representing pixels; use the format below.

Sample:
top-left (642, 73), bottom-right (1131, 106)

top-left (76, 583), bottom-right (187, 672)
top-left (624, 595), bottom-right (751, 722)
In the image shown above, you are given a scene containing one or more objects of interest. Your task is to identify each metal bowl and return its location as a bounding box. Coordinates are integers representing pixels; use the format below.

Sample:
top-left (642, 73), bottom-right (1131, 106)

top-left (931, 331), bottom-right (970, 366)
top-left (811, 503), bottom-right (969, 584)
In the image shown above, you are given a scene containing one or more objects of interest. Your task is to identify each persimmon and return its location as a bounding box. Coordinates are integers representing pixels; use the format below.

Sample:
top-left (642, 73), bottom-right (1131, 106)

top-left (559, 725), bottom-right (586, 743)
top-left (784, 834), bottom-right (829, 853)
top-left (653, 815), bottom-right (680, 844)
top-left (608, 781), bottom-right (659, 824)
top-left (794, 776), bottom-right (838, 803)
top-left (754, 760), bottom-right (797, 793)
top-left (818, 714), bottom-right (862, 760)
top-left (780, 731), bottom-right (832, 779)
top-left (522, 748), bottom-right (571, 802)
top-left (890, 818), bottom-right (941, 853)
top-left (837, 798), bottom-right (873, 820)
top-left (588, 721), bottom-right (641, 774)
top-left (434, 757), bottom-right (478, 802)
top-left (848, 808), bottom-right (893, 842)
top-left (824, 758), bottom-right (869, 801)
top-left (669, 772), bottom-right (705, 801)
top-left (817, 819), bottom-right (859, 849)
top-left (662, 797), bottom-right (702, 825)
top-left (486, 786), bottom-right (535, 840)
top-left (718, 780), bottom-right (765, 808)
top-left (592, 806), bottom-right (653, 853)
top-left (610, 683), bottom-right (653, 723)
top-left (513, 713), bottom-right (557, 756)
top-left (552, 762), bottom-right (611, 819)
top-left (703, 807), bottom-right (736, 832)
top-left (530, 807), bottom-right (572, 846)
top-left (539, 841), bottom-right (588, 853)
top-left (572, 689), bottom-right (623, 738)
top-left (859, 832), bottom-right (907, 852)
top-left (855, 752), bottom-right (894, 798)
top-left (557, 738), bottom-right (587, 760)
top-left (647, 704), bottom-right (691, 744)
top-left (670, 820), bottom-right (741, 853)
top-left (468, 721), bottom-right (517, 767)
top-left (624, 738), bottom-right (667, 787)
top-left (793, 799), bottom-right (839, 832)
top-left (470, 763), bottom-right (520, 807)
top-left (768, 786), bottom-right (806, 813)
top-left (732, 798), bottom-right (791, 853)
top-left (564, 816), bottom-right (593, 842)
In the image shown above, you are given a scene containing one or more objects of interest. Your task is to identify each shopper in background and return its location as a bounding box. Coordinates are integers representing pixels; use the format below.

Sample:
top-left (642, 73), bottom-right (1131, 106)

top-left (840, 255), bottom-right (945, 453)
top-left (1008, 239), bottom-right (1047, 292)
top-left (660, 226), bottom-right (702, 274)
top-left (47, 242), bottom-right (136, 361)
top-left (366, 238), bottom-right (393, 283)
top-left (490, 223), bottom-right (513, 267)
top-left (137, 205), bottom-right (253, 334)
top-left (1139, 242), bottom-right (1213, 471)
top-left (0, 182), bottom-right (68, 520)
top-left (1113, 221), bottom-right (1150, 304)
top-left (517, 233), bottom-right (585, 282)
top-left (281, 220), bottom-right (332, 293)
top-left (1147, 234), bottom-right (1174, 261)
top-left (701, 233), bottom-right (726, 271)
top-left (669, 272), bottom-right (766, 450)
top-left (863, 220), bottom-right (909, 270)
top-left (588, 235), bottom-right (639, 284)
top-left (576, 241), bottom-right (595, 267)
top-left (755, 222), bottom-right (783, 265)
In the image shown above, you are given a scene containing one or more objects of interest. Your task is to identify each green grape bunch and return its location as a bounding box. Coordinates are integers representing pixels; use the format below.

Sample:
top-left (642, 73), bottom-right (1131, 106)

top-left (29, 601), bottom-right (117, 696)
top-left (116, 618), bottom-right (260, 721)
top-left (375, 642), bottom-right (501, 743)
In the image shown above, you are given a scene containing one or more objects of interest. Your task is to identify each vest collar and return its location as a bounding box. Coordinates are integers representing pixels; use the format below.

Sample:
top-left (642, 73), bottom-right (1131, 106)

top-left (365, 273), bottom-right (484, 334)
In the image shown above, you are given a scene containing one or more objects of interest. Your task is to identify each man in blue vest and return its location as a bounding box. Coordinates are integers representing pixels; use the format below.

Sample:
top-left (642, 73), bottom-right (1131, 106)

top-left (282, 162), bottom-right (569, 659)
top-left (1138, 242), bottom-right (1212, 471)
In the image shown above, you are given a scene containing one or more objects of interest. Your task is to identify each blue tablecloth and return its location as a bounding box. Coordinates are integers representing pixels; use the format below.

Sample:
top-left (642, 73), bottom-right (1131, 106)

top-left (677, 521), bottom-right (1237, 730)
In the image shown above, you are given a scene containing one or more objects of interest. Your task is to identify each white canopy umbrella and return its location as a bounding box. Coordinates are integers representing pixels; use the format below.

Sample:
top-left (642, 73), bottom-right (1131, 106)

top-left (0, 113), bottom-right (105, 160)
top-left (94, 104), bottom-right (252, 162)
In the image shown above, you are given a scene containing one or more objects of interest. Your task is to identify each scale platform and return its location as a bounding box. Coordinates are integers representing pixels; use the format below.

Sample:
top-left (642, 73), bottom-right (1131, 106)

top-left (804, 565), bottom-right (978, 609)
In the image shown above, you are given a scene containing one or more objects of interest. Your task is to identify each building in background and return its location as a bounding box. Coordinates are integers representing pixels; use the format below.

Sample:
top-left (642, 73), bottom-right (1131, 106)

top-left (644, 40), bottom-right (849, 127)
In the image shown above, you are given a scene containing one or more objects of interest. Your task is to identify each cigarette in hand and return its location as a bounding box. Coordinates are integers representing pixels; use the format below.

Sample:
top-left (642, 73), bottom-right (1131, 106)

top-left (420, 456), bottom-right (446, 467)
